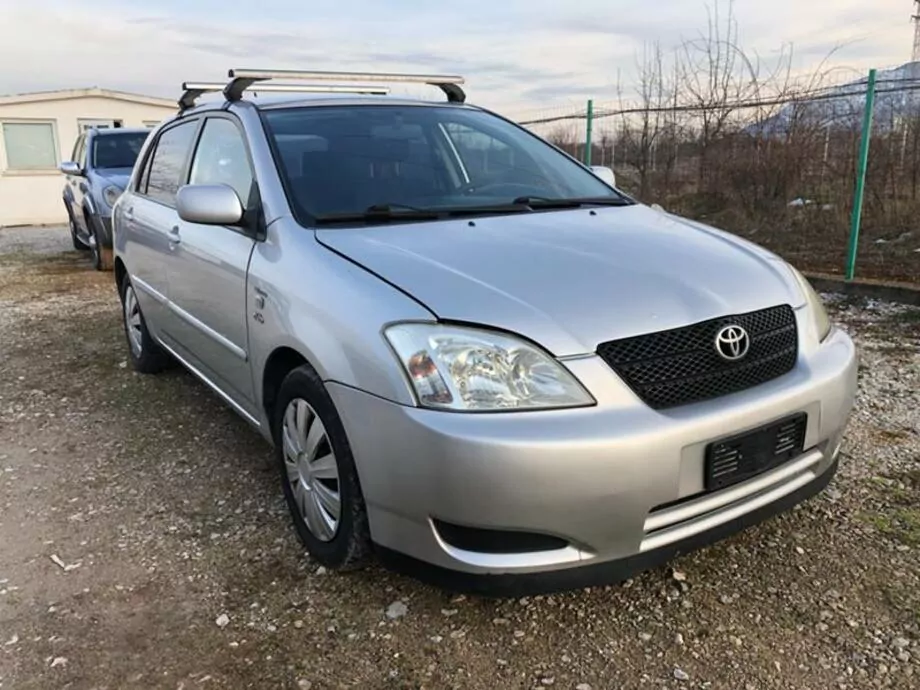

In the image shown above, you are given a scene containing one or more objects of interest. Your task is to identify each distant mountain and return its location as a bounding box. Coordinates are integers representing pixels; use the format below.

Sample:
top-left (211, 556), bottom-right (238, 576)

top-left (749, 61), bottom-right (920, 134)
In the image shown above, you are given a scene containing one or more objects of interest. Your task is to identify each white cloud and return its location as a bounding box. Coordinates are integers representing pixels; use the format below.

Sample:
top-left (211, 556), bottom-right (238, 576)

top-left (0, 0), bottom-right (913, 114)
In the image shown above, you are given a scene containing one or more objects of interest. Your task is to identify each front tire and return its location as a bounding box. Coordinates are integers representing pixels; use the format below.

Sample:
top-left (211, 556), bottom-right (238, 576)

top-left (89, 216), bottom-right (113, 271)
top-left (120, 276), bottom-right (169, 374)
top-left (273, 365), bottom-right (371, 570)
top-left (66, 204), bottom-right (89, 251)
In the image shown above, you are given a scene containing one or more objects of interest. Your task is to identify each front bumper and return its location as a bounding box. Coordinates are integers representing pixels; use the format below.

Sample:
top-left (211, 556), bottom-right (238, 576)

top-left (378, 457), bottom-right (839, 596)
top-left (329, 323), bottom-right (857, 592)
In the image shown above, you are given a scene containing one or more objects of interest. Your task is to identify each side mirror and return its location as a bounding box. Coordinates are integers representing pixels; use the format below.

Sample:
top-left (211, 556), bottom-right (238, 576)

top-left (59, 161), bottom-right (82, 176)
top-left (590, 165), bottom-right (616, 188)
top-left (176, 184), bottom-right (244, 226)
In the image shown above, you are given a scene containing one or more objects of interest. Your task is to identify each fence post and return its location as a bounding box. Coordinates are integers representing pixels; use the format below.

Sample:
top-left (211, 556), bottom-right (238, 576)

top-left (845, 68), bottom-right (877, 281)
top-left (585, 99), bottom-right (594, 166)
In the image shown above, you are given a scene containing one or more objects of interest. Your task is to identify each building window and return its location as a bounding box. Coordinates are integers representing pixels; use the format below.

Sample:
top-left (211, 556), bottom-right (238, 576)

top-left (1, 121), bottom-right (59, 171)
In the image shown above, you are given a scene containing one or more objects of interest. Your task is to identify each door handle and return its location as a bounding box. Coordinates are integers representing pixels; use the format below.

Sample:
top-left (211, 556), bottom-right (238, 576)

top-left (167, 226), bottom-right (181, 248)
top-left (124, 207), bottom-right (134, 221)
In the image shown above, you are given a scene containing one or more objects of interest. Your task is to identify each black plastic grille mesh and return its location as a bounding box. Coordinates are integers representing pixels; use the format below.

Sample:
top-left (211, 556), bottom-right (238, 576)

top-left (597, 305), bottom-right (798, 409)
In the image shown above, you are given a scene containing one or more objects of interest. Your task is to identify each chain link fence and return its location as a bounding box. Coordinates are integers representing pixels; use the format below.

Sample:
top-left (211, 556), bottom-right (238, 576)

top-left (507, 64), bottom-right (920, 284)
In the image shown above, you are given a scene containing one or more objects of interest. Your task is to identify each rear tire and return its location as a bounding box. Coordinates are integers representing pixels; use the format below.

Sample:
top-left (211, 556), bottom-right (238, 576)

top-left (272, 364), bottom-right (371, 570)
top-left (120, 275), bottom-right (170, 374)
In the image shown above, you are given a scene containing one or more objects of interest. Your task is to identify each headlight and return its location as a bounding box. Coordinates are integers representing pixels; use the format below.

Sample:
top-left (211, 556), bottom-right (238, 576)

top-left (788, 265), bottom-right (831, 342)
top-left (384, 323), bottom-right (595, 412)
top-left (102, 185), bottom-right (123, 208)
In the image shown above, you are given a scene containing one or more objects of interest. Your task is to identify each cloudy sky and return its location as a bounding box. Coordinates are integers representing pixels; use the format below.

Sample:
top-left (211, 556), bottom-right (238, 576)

top-left (0, 0), bottom-right (914, 114)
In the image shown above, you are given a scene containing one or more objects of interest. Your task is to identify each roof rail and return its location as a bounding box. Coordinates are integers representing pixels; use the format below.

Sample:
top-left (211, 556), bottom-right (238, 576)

top-left (223, 68), bottom-right (466, 104)
top-left (178, 81), bottom-right (391, 111)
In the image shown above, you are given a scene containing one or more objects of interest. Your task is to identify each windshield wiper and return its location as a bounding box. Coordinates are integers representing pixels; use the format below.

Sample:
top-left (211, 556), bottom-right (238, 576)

top-left (366, 203), bottom-right (430, 214)
top-left (314, 202), bottom-right (537, 224)
top-left (370, 201), bottom-right (538, 218)
top-left (512, 196), bottom-right (634, 209)
top-left (439, 203), bottom-right (533, 217)
top-left (314, 196), bottom-right (629, 226)
top-left (314, 203), bottom-right (441, 225)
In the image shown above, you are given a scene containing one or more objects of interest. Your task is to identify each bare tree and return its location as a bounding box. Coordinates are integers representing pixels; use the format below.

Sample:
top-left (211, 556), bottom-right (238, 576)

top-left (675, 0), bottom-right (760, 185)
top-left (630, 42), bottom-right (672, 198)
top-left (516, 0), bottom-right (919, 282)
top-left (547, 125), bottom-right (579, 159)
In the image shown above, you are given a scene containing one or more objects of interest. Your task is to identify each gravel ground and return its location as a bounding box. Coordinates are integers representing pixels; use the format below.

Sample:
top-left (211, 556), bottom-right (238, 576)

top-left (0, 225), bottom-right (74, 256)
top-left (1, 226), bottom-right (919, 690)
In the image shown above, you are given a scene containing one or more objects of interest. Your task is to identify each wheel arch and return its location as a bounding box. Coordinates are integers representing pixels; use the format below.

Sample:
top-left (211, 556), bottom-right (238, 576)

top-left (114, 257), bottom-right (128, 294)
top-left (81, 201), bottom-right (94, 222)
top-left (261, 346), bottom-right (311, 428)
top-left (63, 196), bottom-right (77, 224)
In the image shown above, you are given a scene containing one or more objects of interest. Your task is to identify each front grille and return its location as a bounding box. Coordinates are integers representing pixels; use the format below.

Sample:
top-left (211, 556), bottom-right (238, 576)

top-left (597, 305), bottom-right (798, 409)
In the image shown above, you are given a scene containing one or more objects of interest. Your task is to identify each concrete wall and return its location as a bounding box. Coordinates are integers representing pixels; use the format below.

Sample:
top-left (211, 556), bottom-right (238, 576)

top-left (0, 96), bottom-right (176, 227)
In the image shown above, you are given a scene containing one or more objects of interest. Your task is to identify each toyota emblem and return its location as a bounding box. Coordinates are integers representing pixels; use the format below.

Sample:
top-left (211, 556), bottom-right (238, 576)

top-left (715, 325), bottom-right (750, 361)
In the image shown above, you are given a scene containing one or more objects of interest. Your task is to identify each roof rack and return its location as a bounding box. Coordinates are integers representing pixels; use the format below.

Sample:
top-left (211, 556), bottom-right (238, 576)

top-left (178, 68), bottom-right (466, 111)
top-left (178, 81), bottom-right (391, 111)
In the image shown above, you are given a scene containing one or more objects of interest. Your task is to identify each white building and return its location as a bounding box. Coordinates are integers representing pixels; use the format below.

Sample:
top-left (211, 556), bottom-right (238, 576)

top-left (0, 88), bottom-right (177, 227)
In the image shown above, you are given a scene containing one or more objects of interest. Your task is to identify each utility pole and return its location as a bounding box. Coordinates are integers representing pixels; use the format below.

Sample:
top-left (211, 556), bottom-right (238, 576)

top-left (913, 1), bottom-right (920, 63)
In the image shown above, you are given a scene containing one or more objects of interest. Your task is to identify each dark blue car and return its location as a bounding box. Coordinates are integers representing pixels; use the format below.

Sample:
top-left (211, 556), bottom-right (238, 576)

top-left (60, 128), bottom-right (150, 270)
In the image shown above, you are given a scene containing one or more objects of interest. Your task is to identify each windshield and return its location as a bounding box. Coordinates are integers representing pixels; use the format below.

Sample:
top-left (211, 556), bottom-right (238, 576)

top-left (92, 132), bottom-right (149, 169)
top-left (262, 105), bottom-right (624, 221)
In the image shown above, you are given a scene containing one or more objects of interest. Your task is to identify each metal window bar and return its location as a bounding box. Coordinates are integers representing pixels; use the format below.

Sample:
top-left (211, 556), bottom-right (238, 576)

top-left (178, 81), bottom-right (392, 111)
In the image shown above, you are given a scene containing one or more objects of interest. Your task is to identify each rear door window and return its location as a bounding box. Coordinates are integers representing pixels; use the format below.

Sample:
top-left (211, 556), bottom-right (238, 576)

top-left (145, 121), bottom-right (198, 207)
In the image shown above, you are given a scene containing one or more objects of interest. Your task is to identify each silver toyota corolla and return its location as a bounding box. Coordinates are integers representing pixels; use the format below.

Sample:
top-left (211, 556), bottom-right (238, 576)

top-left (112, 69), bottom-right (857, 594)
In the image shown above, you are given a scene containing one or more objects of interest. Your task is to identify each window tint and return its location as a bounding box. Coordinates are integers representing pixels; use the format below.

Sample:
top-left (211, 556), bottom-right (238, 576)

top-left (442, 122), bottom-right (518, 183)
top-left (92, 132), bottom-right (148, 169)
top-left (263, 106), bottom-right (619, 220)
top-left (146, 121), bottom-right (198, 206)
top-left (2, 122), bottom-right (57, 170)
top-left (189, 118), bottom-right (254, 206)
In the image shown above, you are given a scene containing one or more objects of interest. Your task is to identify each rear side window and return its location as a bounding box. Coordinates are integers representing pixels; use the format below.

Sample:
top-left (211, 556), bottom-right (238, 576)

top-left (145, 121), bottom-right (198, 206)
top-left (189, 118), bottom-right (255, 207)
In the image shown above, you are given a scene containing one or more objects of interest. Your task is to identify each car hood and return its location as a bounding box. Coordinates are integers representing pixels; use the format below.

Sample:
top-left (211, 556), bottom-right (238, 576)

top-left (316, 204), bottom-right (804, 356)
top-left (94, 168), bottom-right (133, 189)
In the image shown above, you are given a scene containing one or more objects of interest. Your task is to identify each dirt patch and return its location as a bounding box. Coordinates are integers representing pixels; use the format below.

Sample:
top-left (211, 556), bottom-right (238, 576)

top-left (1, 236), bottom-right (919, 689)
